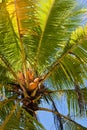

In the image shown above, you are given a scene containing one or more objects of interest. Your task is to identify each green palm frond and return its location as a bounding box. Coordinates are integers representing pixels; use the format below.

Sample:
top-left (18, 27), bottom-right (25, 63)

top-left (41, 25), bottom-right (87, 89)
top-left (22, 109), bottom-right (45, 130)
top-left (0, 0), bottom-right (40, 75)
top-left (0, 102), bottom-right (45, 130)
top-left (0, 102), bottom-right (18, 130)
top-left (33, 0), bottom-right (87, 73)
top-left (0, 2), bottom-right (21, 70)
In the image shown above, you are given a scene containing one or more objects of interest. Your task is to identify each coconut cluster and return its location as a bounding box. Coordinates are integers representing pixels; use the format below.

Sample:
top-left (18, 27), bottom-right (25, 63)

top-left (17, 69), bottom-right (40, 91)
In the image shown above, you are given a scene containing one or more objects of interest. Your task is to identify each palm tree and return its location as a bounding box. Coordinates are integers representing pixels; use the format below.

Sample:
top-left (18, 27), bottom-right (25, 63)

top-left (0, 0), bottom-right (87, 129)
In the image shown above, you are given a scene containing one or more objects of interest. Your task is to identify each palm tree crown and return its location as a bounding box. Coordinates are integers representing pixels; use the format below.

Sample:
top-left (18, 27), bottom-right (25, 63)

top-left (0, 0), bottom-right (87, 130)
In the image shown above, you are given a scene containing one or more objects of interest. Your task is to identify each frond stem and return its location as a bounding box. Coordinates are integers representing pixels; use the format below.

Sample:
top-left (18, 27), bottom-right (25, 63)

top-left (14, 0), bottom-right (28, 88)
top-left (34, 0), bottom-right (55, 71)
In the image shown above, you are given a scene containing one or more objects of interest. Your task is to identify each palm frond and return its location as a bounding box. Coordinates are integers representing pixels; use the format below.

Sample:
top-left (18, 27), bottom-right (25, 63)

top-left (22, 109), bottom-right (45, 130)
top-left (0, 101), bottom-right (45, 130)
top-left (41, 87), bottom-right (87, 119)
top-left (0, 0), bottom-right (40, 74)
top-left (0, 2), bottom-right (21, 70)
top-left (37, 107), bottom-right (87, 129)
top-left (8, 0), bottom-right (40, 72)
top-left (74, 83), bottom-right (85, 114)
top-left (0, 102), bottom-right (18, 130)
top-left (40, 25), bottom-right (87, 89)
top-left (38, 86), bottom-right (87, 129)
top-left (33, 0), bottom-right (87, 73)
top-left (66, 88), bottom-right (87, 117)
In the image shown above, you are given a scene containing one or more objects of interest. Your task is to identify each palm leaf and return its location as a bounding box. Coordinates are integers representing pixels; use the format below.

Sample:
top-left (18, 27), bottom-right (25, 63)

top-left (0, 0), bottom-right (40, 77)
top-left (33, 0), bottom-right (87, 73)
top-left (0, 2), bottom-right (21, 70)
top-left (41, 25), bottom-right (87, 89)
top-left (39, 87), bottom-right (87, 129)
top-left (40, 87), bottom-right (87, 124)
top-left (0, 102), bottom-right (18, 130)
top-left (0, 101), bottom-right (45, 130)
